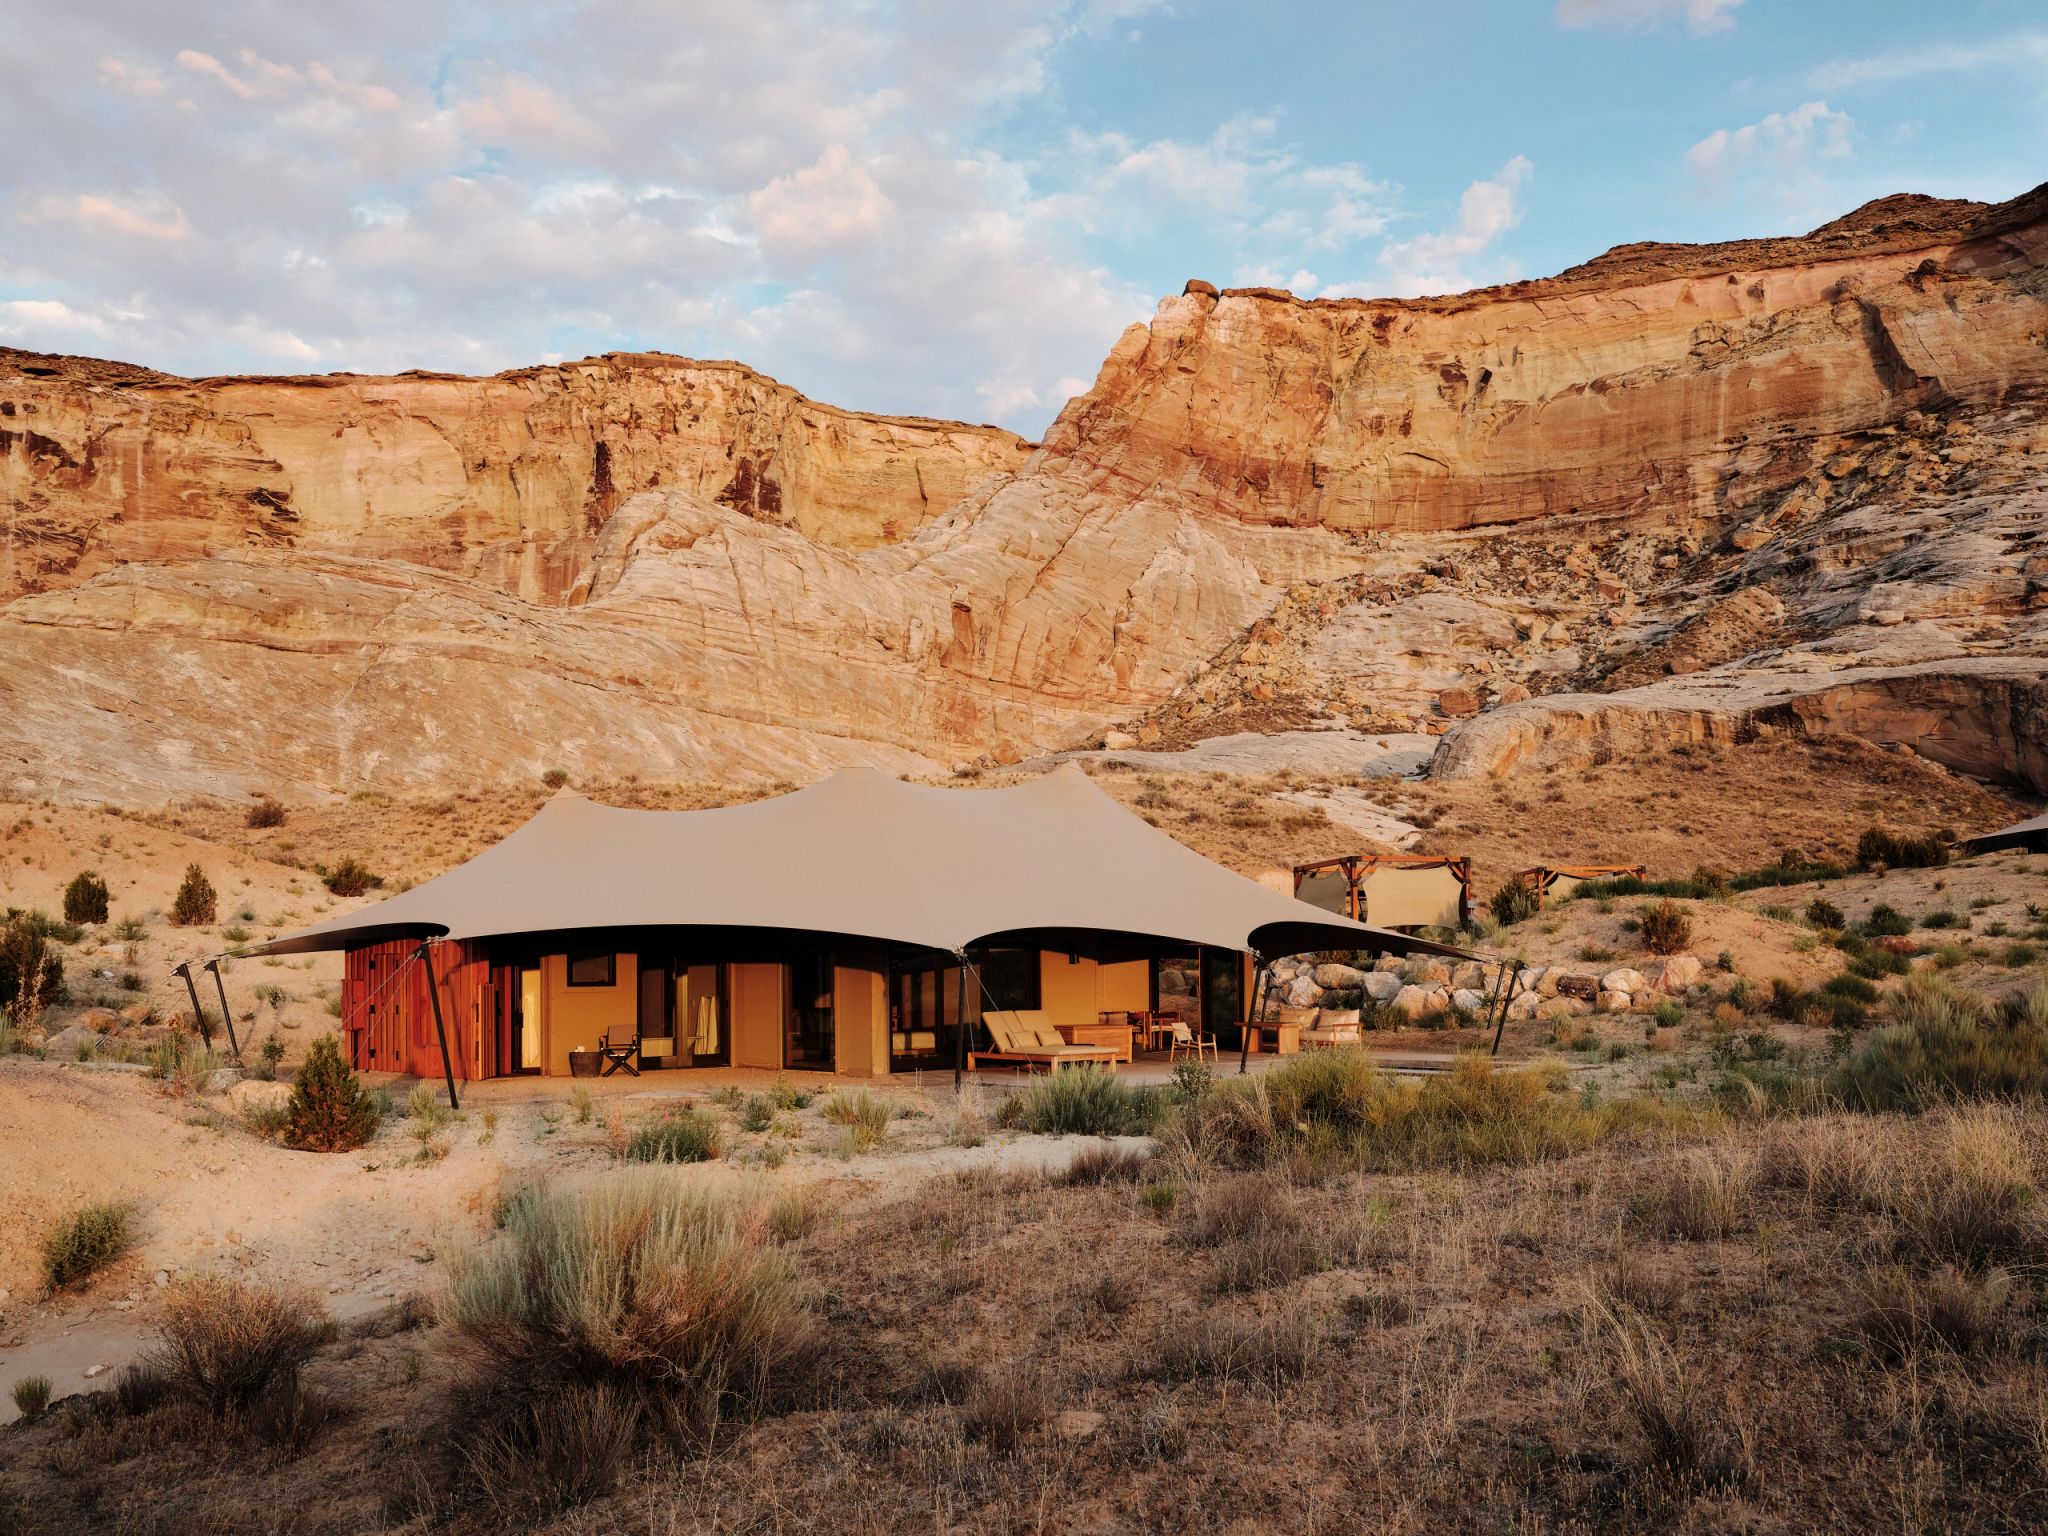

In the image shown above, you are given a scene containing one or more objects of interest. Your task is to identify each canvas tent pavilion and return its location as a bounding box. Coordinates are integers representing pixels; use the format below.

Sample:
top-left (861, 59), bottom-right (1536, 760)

top-left (1293, 853), bottom-right (1475, 933)
top-left (1516, 863), bottom-right (1648, 910)
top-left (1960, 813), bottom-right (2048, 857)
top-left (235, 765), bottom-right (1473, 1086)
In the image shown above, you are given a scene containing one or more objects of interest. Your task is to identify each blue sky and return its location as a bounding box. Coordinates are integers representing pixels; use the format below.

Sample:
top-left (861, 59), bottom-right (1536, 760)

top-left (2, 0), bottom-right (2042, 433)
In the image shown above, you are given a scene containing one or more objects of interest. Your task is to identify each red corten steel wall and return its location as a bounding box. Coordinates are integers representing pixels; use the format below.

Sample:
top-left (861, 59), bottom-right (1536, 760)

top-left (341, 939), bottom-right (504, 1080)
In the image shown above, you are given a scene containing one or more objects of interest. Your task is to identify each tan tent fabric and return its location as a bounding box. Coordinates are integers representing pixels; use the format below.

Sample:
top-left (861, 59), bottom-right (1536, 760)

top-left (249, 765), bottom-right (1471, 961)
top-left (1962, 813), bottom-right (2048, 856)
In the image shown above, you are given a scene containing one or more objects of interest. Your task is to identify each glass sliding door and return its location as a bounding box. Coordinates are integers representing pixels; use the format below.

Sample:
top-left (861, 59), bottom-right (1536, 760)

top-left (678, 962), bottom-right (726, 1067)
top-left (1152, 950), bottom-right (1200, 1019)
top-left (515, 967), bottom-right (543, 1073)
top-left (1201, 948), bottom-right (1244, 1043)
top-left (787, 952), bottom-right (835, 1070)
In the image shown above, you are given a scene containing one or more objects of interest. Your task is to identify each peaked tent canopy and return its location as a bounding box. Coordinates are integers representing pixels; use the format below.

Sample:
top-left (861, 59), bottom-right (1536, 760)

top-left (1961, 812), bottom-right (2048, 856)
top-left (249, 764), bottom-right (1473, 962)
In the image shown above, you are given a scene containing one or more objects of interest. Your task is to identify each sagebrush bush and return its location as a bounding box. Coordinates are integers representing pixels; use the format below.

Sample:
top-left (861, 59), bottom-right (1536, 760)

top-left (1639, 900), bottom-right (1693, 956)
top-left (245, 798), bottom-right (287, 829)
top-left (0, 913), bottom-right (64, 1023)
top-left (821, 1090), bottom-right (890, 1153)
top-left (458, 1384), bottom-right (641, 1517)
top-left (625, 1108), bottom-right (721, 1163)
top-left (1488, 877), bottom-right (1539, 927)
top-left (1805, 897), bottom-right (1845, 931)
top-left (146, 1274), bottom-right (329, 1414)
top-left (1060, 1142), bottom-right (1151, 1185)
top-left (10, 1376), bottom-right (51, 1419)
top-left (321, 857), bottom-right (382, 898)
top-left (1830, 977), bottom-right (2048, 1110)
top-left (443, 1172), bottom-right (813, 1438)
top-left (1013, 1067), bottom-right (1166, 1136)
top-left (283, 1035), bottom-right (382, 1152)
top-left (1655, 1150), bottom-right (1751, 1240)
top-left (1863, 903), bottom-right (1913, 937)
top-left (43, 1201), bottom-right (133, 1290)
top-left (62, 870), bottom-right (110, 925)
top-left (169, 864), bottom-right (217, 927)
top-left (1857, 827), bottom-right (1949, 870)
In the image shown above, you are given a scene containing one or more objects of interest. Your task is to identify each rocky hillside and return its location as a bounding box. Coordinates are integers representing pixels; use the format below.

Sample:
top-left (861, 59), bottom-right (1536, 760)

top-left (2, 184), bottom-right (2044, 804)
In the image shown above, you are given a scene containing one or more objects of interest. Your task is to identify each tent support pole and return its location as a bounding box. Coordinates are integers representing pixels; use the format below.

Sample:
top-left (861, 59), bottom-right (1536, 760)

top-left (1239, 950), bottom-right (1268, 1077)
top-left (204, 959), bottom-right (242, 1060)
top-left (173, 962), bottom-right (212, 1047)
top-left (953, 951), bottom-right (969, 1096)
top-left (1489, 958), bottom-right (1523, 1058)
top-left (416, 940), bottom-right (460, 1111)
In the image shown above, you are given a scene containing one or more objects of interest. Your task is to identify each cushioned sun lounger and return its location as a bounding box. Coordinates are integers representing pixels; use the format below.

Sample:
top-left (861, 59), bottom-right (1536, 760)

top-left (969, 1009), bottom-right (1119, 1072)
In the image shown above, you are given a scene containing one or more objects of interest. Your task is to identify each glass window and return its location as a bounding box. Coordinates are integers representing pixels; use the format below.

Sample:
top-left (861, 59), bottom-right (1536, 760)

top-left (1152, 950), bottom-right (1199, 1018)
top-left (787, 952), bottom-right (835, 1070)
top-left (976, 947), bottom-right (1040, 1012)
top-left (567, 949), bottom-right (615, 987)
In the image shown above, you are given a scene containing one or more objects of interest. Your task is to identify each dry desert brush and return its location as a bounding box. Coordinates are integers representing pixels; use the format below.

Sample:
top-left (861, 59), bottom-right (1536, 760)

top-left (42, 1201), bottom-right (133, 1290)
top-left (443, 1172), bottom-right (815, 1443)
top-left (145, 1274), bottom-right (331, 1415)
top-left (1012, 1065), bottom-right (1167, 1136)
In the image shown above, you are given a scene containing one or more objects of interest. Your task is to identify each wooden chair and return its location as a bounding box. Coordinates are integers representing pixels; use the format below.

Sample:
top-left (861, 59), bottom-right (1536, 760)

top-left (597, 1030), bottom-right (640, 1077)
top-left (1168, 1018), bottom-right (1217, 1062)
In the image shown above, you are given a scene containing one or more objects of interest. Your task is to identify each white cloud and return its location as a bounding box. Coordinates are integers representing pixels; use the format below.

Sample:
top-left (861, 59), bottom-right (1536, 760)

top-left (748, 144), bottom-right (895, 257)
top-left (1809, 31), bottom-right (2048, 89)
top-left (32, 193), bottom-right (193, 243)
top-left (0, 298), bottom-right (109, 336)
top-left (1331, 155), bottom-right (1532, 299)
top-left (1554, 0), bottom-right (1741, 34)
top-left (1686, 101), bottom-right (1853, 220)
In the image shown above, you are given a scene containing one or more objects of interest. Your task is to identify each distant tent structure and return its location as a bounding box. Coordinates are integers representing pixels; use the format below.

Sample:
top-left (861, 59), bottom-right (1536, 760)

top-left (1960, 813), bottom-right (2048, 857)
top-left (204, 766), bottom-right (1473, 1090)
top-left (1293, 854), bottom-right (1474, 932)
top-left (1516, 863), bottom-right (1648, 910)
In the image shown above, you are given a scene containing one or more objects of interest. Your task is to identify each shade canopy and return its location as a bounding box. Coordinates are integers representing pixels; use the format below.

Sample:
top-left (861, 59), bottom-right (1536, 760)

top-left (249, 764), bottom-right (1472, 962)
top-left (1962, 812), bottom-right (2048, 856)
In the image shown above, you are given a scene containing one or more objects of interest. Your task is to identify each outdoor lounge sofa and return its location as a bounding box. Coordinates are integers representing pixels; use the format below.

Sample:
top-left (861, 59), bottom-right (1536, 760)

top-left (969, 1009), bottom-right (1121, 1073)
top-left (1301, 1007), bottom-right (1362, 1050)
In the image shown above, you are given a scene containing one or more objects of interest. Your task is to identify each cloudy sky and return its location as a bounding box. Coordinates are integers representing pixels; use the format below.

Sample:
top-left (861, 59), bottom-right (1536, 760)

top-left (2, 1), bottom-right (2041, 433)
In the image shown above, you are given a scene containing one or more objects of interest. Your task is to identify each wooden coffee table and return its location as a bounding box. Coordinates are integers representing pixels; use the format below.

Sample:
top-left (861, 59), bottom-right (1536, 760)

top-left (1238, 1021), bottom-right (1301, 1056)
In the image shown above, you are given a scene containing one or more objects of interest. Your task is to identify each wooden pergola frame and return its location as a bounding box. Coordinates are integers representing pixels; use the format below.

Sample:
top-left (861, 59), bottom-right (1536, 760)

top-left (1515, 863), bottom-right (1647, 911)
top-left (1292, 852), bottom-right (1476, 931)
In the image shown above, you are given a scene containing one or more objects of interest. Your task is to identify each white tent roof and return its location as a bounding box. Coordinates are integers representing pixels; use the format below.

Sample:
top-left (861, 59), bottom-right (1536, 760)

top-left (1962, 812), bottom-right (2048, 855)
top-left (250, 765), bottom-right (1471, 961)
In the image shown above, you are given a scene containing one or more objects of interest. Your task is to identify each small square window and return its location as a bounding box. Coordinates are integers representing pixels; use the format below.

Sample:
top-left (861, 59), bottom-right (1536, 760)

top-left (567, 949), bottom-right (616, 987)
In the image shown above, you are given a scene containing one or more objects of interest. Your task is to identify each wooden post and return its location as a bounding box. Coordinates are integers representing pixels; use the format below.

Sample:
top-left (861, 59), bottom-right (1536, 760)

top-left (204, 959), bottom-right (242, 1060)
top-left (1489, 958), bottom-right (1523, 1058)
top-left (173, 963), bottom-right (212, 1046)
top-left (952, 952), bottom-right (970, 1095)
top-left (1238, 952), bottom-right (1268, 1076)
top-left (415, 940), bottom-right (460, 1110)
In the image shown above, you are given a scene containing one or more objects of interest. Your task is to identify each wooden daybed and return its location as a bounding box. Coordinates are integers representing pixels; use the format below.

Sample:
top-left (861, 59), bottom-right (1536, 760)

top-left (969, 1010), bottom-right (1121, 1073)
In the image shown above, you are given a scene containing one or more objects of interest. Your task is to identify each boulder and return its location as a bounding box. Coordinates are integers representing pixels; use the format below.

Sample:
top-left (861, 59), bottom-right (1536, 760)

top-left (1313, 963), bottom-right (1366, 990)
top-left (1507, 991), bottom-right (1544, 1021)
top-left (77, 1007), bottom-right (124, 1034)
top-left (1537, 996), bottom-right (1588, 1021)
top-left (1652, 955), bottom-right (1703, 991)
top-left (202, 1067), bottom-right (243, 1095)
top-left (1284, 977), bottom-right (1323, 1008)
top-left (118, 1002), bottom-right (156, 1026)
top-left (1101, 731), bottom-right (1138, 751)
top-left (43, 1026), bottom-right (103, 1058)
top-left (1414, 959), bottom-right (1451, 986)
top-left (1373, 956), bottom-right (1404, 973)
top-left (1436, 687), bottom-right (1481, 718)
top-left (1449, 962), bottom-right (1488, 992)
top-left (1600, 968), bottom-right (1649, 996)
top-left (1451, 988), bottom-right (1489, 1014)
top-left (1391, 985), bottom-right (1434, 1017)
top-left (228, 1080), bottom-right (292, 1116)
top-left (1360, 971), bottom-right (1405, 1003)
top-left (1597, 990), bottom-right (1631, 1014)
top-left (1537, 969), bottom-right (1563, 997)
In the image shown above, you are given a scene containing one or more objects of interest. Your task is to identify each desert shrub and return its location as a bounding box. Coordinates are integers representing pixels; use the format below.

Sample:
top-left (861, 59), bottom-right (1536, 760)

top-left (1180, 1050), bottom-right (1700, 1175)
top-left (1013, 1066), bottom-right (1165, 1136)
top-left (1856, 1265), bottom-right (2011, 1359)
top-left (1171, 1057), bottom-right (1213, 1104)
top-left (1151, 1305), bottom-right (1322, 1386)
top-left (1182, 1174), bottom-right (1325, 1292)
top-left (1639, 901), bottom-right (1693, 956)
top-left (1830, 977), bottom-right (2048, 1110)
top-left (1488, 877), bottom-right (1538, 927)
top-left (0, 914), bottom-right (64, 1024)
top-left (767, 1073), bottom-right (812, 1111)
top-left (443, 1172), bottom-right (813, 1437)
top-left (1758, 1117), bottom-right (1884, 1210)
top-left (1653, 999), bottom-right (1685, 1029)
top-left (1805, 897), bottom-right (1845, 931)
top-left (821, 1090), bottom-right (890, 1153)
top-left (457, 1384), bottom-right (641, 1517)
top-left (1881, 1107), bottom-right (2044, 1272)
top-left (739, 1094), bottom-right (774, 1133)
top-left (1591, 1300), bottom-right (1737, 1485)
top-left (1921, 908), bottom-right (1965, 931)
top-left (1862, 903), bottom-right (1913, 938)
top-left (62, 871), bottom-right (110, 925)
top-left (1061, 1141), bottom-right (1151, 1185)
top-left (146, 1274), bottom-right (328, 1414)
top-left (1824, 972), bottom-right (1879, 1005)
top-left (958, 1372), bottom-right (1052, 1457)
top-left (541, 767), bottom-right (570, 789)
top-left (1858, 827), bottom-right (1949, 870)
top-left (169, 865), bottom-right (217, 927)
top-left (320, 857), bottom-right (382, 898)
top-left (43, 1201), bottom-right (133, 1290)
top-left (1654, 1150), bottom-right (1751, 1240)
top-left (10, 1376), bottom-right (51, 1419)
top-left (625, 1108), bottom-right (721, 1163)
top-left (283, 1035), bottom-right (382, 1152)
top-left (245, 798), bottom-right (287, 829)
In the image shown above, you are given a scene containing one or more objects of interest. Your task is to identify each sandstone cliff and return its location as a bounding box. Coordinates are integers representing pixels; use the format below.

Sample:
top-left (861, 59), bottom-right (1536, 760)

top-left (3, 184), bottom-right (2045, 803)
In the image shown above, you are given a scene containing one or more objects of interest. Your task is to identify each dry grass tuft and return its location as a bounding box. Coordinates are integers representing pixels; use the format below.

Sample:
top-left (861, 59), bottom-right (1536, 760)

top-left (1060, 1140), bottom-right (1151, 1186)
top-left (1588, 1298), bottom-right (1742, 1487)
top-left (957, 1372), bottom-right (1052, 1458)
top-left (1151, 1304), bottom-right (1324, 1387)
top-left (1654, 1148), bottom-right (1752, 1240)
top-left (145, 1274), bottom-right (330, 1416)
top-left (1856, 1265), bottom-right (2012, 1360)
top-left (457, 1384), bottom-right (642, 1518)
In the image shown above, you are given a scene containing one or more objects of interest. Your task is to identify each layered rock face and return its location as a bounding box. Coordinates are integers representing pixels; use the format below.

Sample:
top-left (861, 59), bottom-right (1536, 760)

top-left (2, 185), bottom-right (2046, 803)
top-left (0, 351), bottom-right (1030, 601)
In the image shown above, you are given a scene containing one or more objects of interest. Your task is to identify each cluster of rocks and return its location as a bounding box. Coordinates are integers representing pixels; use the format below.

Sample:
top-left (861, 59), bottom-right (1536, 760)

top-left (24, 1002), bottom-right (168, 1059)
top-left (1269, 952), bottom-right (1704, 1024)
